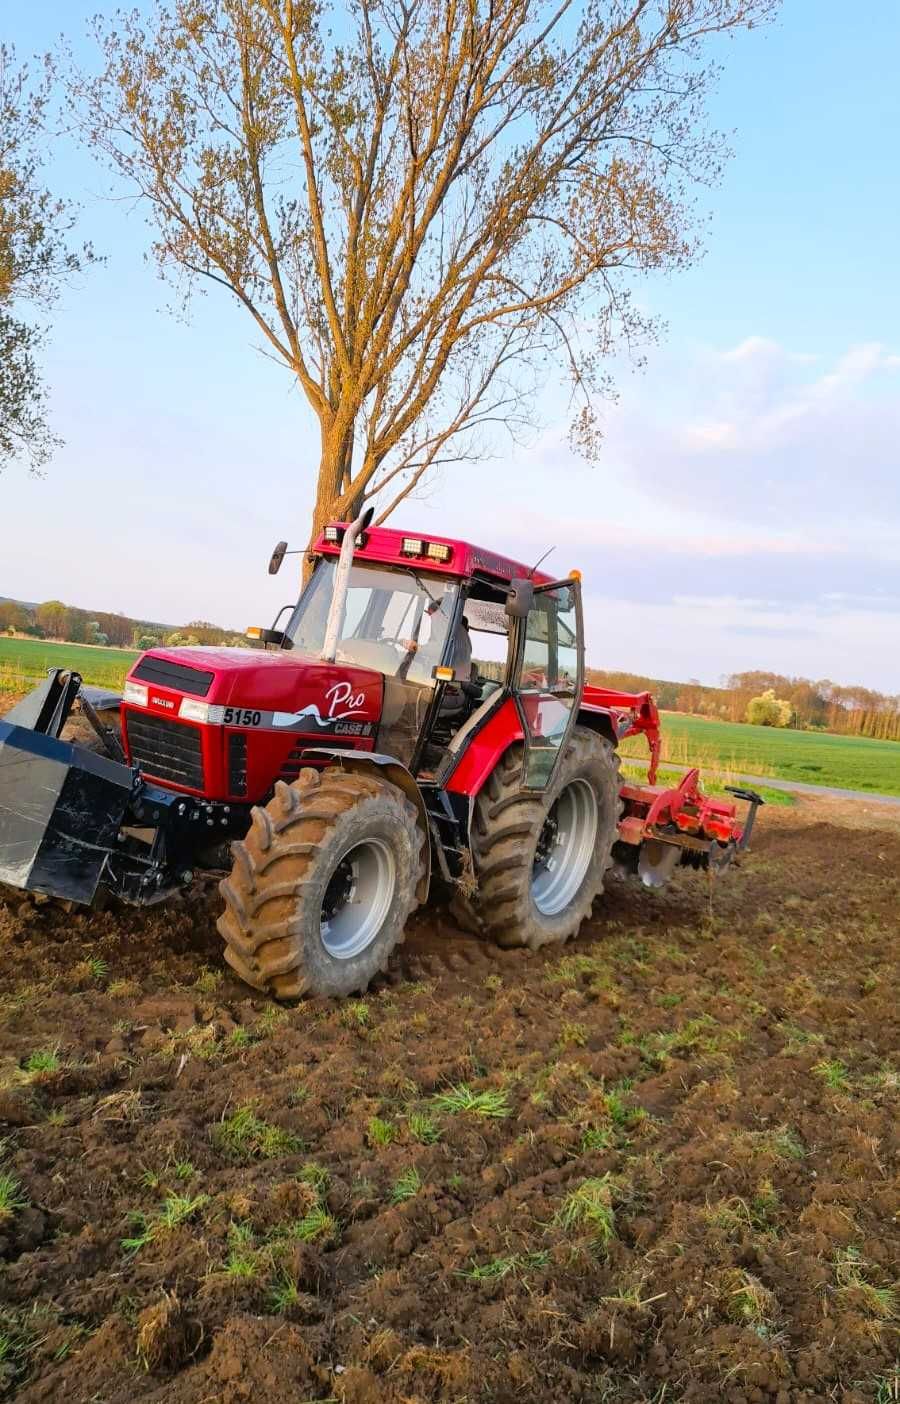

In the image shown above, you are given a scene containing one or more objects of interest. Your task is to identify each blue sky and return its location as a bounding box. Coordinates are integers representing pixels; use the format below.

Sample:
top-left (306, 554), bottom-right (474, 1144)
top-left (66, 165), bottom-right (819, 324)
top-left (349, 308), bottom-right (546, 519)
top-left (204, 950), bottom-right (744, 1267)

top-left (3, 0), bottom-right (899, 691)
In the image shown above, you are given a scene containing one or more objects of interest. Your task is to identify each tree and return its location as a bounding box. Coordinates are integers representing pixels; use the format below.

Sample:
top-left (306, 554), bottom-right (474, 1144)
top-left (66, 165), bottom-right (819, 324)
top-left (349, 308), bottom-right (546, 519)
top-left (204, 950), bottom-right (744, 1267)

top-left (0, 600), bottom-right (28, 633)
top-left (73, 0), bottom-right (774, 556)
top-left (0, 46), bottom-right (93, 473)
top-left (746, 688), bottom-right (791, 728)
top-left (35, 599), bottom-right (71, 639)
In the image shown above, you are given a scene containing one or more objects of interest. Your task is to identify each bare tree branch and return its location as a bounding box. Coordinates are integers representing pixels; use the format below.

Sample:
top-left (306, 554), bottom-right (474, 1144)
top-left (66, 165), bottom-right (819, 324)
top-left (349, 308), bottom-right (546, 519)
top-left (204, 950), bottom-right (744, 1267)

top-left (69, 0), bottom-right (777, 559)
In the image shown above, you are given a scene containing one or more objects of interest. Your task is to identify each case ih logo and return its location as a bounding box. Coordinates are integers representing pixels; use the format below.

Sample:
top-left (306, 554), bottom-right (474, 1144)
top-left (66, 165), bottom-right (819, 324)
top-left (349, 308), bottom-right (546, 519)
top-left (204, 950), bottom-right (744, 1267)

top-left (150, 695), bottom-right (176, 710)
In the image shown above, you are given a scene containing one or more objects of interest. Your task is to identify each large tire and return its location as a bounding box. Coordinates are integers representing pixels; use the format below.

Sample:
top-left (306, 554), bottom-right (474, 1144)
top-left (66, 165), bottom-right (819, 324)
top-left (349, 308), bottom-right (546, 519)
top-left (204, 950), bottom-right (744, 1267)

top-left (467, 726), bottom-right (622, 951)
top-left (217, 767), bottom-right (424, 1000)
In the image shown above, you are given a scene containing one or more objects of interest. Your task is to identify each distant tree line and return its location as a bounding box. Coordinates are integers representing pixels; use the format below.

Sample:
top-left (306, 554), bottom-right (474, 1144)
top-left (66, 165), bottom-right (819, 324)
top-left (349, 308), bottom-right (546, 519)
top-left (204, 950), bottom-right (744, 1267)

top-left (0, 598), bottom-right (243, 650)
top-left (586, 667), bottom-right (900, 742)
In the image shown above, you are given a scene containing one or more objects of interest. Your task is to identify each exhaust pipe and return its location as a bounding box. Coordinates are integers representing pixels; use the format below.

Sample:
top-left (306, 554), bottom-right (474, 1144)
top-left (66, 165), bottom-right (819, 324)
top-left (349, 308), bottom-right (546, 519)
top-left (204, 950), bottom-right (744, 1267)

top-left (320, 506), bottom-right (374, 664)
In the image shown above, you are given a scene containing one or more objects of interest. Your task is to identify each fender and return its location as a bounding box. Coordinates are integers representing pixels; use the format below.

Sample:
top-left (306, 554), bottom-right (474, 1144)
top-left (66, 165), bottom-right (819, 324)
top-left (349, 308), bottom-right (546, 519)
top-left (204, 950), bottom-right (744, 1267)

top-left (574, 704), bottom-right (618, 748)
top-left (303, 747), bottom-right (431, 902)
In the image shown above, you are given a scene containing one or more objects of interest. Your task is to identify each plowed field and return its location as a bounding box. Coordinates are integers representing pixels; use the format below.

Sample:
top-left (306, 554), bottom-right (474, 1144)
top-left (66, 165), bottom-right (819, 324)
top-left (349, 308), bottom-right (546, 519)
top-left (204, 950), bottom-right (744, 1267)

top-left (0, 796), bottom-right (897, 1403)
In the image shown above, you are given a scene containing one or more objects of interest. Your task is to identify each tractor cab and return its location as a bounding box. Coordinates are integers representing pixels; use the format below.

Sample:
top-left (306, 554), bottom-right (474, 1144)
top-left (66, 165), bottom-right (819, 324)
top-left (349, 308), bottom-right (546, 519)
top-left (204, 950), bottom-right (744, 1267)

top-left (268, 520), bottom-right (574, 782)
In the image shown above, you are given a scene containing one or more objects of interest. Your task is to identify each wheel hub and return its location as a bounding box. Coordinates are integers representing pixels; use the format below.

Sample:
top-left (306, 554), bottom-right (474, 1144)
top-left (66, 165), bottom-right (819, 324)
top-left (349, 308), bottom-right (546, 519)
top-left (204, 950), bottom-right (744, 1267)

top-left (531, 778), bottom-right (599, 917)
top-left (320, 838), bottom-right (396, 960)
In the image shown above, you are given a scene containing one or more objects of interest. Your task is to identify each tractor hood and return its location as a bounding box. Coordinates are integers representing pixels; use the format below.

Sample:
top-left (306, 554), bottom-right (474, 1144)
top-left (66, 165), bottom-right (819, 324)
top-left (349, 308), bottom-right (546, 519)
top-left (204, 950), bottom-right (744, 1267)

top-left (126, 646), bottom-right (383, 733)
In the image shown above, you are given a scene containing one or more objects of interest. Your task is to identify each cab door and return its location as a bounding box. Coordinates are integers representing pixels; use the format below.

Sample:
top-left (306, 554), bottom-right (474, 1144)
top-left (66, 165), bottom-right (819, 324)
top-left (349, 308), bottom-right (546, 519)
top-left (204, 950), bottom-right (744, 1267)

top-left (511, 578), bottom-right (584, 788)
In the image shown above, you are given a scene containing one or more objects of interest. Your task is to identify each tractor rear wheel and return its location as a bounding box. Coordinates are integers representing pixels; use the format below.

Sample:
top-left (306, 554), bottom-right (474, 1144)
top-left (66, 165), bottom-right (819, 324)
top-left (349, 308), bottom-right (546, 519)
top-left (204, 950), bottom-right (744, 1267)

top-left (467, 726), bottom-right (621, 951)
top-left (217, 767), bottom-right (424, 1000)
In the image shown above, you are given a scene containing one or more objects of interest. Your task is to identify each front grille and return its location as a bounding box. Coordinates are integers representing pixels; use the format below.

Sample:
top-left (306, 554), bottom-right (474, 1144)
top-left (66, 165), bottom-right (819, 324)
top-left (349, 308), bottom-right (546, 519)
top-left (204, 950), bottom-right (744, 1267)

top-left (228, 732), bottom-right (247, 796)
top-left (133, 655), bottom-right (214, 697)
top-left (127, 713), bottom-right (205, 789)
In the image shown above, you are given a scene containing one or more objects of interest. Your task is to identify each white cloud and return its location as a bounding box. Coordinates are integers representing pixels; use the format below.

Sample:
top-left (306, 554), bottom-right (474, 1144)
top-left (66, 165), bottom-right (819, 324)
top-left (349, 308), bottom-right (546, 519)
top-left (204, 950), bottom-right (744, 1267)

top-left (605, 336), bottom-right (900, 539)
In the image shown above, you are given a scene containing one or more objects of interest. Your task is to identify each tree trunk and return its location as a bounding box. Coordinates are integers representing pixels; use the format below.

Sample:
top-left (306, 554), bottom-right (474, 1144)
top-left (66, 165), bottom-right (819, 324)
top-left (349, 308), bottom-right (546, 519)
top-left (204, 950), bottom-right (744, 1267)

top-left (301, 420), bottom-right (355, 586)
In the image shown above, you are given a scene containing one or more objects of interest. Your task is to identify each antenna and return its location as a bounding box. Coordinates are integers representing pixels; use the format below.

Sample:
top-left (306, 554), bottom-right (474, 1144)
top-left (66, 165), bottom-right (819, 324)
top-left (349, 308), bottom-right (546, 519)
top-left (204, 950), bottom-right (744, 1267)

top-left (529, 545), bottom-right (556, 578)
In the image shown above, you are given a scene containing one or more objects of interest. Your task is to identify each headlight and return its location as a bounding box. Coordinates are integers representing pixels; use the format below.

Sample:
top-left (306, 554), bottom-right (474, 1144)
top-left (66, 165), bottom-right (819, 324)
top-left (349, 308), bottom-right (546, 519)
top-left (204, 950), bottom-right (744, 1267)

top-left (401, 537), bottom-right (424, 556)
top-left (123, 681), bottom-right (149, 707)
top-left (178, 698), bottom-right (210, 723)
top-left (426, 541), bottom-right (452, 562)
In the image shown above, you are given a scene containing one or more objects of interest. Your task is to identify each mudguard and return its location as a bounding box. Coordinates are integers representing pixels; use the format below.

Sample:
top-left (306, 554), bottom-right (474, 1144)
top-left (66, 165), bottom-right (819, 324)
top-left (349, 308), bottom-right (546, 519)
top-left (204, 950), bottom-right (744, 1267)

top-left (0, 720), bottom-right (134, 904)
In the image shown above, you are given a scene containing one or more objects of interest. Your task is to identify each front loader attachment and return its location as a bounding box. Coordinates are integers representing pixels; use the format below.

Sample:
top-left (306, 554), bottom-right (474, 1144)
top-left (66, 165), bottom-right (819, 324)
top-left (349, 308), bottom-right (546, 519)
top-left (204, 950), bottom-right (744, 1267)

top-left (1, 668), bottom-right (245, 909)
top-left (0, 718), bottom-right (134, 904)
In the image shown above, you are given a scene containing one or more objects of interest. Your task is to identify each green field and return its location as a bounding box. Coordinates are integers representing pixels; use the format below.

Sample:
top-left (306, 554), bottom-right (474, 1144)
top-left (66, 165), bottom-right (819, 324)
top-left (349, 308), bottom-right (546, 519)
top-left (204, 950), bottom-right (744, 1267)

top-left (0, 636), bottom-right (139, 693)
top-left (621, 711), bottom-right (900, 798)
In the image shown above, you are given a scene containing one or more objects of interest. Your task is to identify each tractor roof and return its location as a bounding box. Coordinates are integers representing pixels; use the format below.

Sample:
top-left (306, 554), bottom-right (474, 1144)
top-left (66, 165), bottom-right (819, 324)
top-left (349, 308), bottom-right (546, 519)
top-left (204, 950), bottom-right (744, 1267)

top-left (313, 524), bottom-right (555, 587)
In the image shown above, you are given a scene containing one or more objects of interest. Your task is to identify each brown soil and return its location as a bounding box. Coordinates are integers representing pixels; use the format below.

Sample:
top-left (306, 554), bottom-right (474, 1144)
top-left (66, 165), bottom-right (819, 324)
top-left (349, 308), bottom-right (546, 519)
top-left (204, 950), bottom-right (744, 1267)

top-left (0, 793), bottom-right (898, 1403)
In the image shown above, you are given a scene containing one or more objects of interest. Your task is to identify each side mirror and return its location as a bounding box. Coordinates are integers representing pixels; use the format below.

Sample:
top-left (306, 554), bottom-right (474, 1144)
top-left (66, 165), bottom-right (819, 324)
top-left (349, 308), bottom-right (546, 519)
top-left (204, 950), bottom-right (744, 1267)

top-left (506, 577), bottom-right (534, 620)
top-left (268, 541), bottom-right (288, 575)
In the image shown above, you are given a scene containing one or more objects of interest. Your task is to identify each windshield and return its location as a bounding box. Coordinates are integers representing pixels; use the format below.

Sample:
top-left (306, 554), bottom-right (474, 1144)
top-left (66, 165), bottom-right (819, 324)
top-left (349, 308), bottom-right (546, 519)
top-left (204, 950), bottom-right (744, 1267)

top-left (286, 559), bottom-right (459, 688)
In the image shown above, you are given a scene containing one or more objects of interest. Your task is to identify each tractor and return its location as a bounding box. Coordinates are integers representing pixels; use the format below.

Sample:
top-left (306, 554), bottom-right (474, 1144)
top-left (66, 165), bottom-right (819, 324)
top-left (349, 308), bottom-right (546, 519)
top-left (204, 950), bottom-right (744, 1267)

top-left (0, 511), bottom-right (763, 998)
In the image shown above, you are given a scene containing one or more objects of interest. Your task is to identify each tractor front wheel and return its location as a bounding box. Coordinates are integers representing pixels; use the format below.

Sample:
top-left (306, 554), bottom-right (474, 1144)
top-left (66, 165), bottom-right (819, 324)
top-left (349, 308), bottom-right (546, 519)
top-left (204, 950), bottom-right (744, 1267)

top-left (467, 727), bottom-right (621, 951)
top-left (217, 768), bottom-right (424, 1000)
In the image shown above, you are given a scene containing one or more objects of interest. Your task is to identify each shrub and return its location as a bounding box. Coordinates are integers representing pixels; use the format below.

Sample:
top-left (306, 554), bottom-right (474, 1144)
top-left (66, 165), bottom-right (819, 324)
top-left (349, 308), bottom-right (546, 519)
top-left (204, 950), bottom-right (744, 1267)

top-left (746, 689), bottom-right (792, 727)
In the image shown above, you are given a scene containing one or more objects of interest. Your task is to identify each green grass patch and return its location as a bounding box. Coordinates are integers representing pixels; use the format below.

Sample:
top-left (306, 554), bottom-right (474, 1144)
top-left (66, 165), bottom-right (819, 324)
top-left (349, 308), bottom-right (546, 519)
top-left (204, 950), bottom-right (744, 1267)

top-left (391, 1167), bottom-right (422, 1203)
top-left (407, 1111), bottom-right (442, 1144)
top-left (432, 1084), bottom-right (512, 1118)
top-left (121, 1192), bottom-right (208, 1256)
top-left (813, 1058), bottom-right (851, 1092)
top-left (286, 1204), bottom-right (339, 1244)
top-left (0, 1170), bottom-right (27, 1223)
top-left (0, 637), bottom-right (138, 693)
top-left (210, 1106), bottom-right (304, 1161)
top-left (23, 1046), bottom-right (61, 1076)
top-left (366, 1115), bottom-right (395, 1147)
top-left (620, 711), bottom-right (900, 797)
top-left (556, 1175), bottom-right (617, 1248)
top-left (457, 1250), bottom-right (548, 1282)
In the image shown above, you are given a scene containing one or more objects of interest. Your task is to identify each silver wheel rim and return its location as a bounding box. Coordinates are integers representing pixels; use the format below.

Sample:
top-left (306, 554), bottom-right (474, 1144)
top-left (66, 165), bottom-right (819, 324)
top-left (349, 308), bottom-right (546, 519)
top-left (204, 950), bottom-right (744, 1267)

top-left (531, 778), bottom-right (599, 917)
top-left (320, 838), bottom-right (396, 960)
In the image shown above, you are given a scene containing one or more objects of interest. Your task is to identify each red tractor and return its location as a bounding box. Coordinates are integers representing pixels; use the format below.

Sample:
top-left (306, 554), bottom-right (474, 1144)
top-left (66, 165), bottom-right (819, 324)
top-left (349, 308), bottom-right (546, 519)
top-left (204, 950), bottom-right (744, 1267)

top-left (0, 512), bottom-right (762, 998)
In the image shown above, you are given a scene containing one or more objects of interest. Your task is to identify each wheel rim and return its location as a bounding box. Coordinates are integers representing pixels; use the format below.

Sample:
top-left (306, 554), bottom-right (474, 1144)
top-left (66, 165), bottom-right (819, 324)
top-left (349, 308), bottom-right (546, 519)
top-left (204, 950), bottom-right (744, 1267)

top-left (531, 778), bottom-right (599, 917)
top-left (320, 838), bottom-right (396, 960)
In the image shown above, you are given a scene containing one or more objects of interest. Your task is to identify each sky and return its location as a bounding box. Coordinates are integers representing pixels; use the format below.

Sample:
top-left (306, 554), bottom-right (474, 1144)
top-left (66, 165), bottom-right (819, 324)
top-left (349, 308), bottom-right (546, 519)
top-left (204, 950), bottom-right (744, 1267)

top-left (3, 0), bottom-right (899, 692)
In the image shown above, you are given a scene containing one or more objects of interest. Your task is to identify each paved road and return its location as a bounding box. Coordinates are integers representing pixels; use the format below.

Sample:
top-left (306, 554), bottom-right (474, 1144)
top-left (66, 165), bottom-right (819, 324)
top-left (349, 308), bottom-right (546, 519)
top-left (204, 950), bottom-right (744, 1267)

top-left (626, 757), bottom-right (900, 808)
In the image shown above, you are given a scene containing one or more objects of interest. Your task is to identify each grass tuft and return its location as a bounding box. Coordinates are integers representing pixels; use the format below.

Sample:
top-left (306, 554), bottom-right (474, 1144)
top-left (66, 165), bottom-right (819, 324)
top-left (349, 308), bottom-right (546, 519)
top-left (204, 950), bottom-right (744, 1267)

top-left (813, 1058), bottom-right (851, 1091)
top-left (341, 1001), bottom-right (370, 1028)
top-left (268, 1271), bottom-right (303, 1313)
top-left (0, 1170), bottom-right (27, 1223)
top-left (458, 1250), bottom-right (549, 1282)
top-left (297, 1161), bottom-right (330, 1193)
top-left (432, 1084), bottom-right (511, 1118)
top-left (556, 1175), bottom-right (617, 1248)
top-left (407, 1111), bottom-right (442, 1144)
top-left (290, 1204), bottom-right (339, 1244)
top-left (156, 1193), bottom-right (209, 1231)
top-left (391, 1167), bottom-right (422, 1204)
top-left (211, 1105), bottom-right (303, 1161)
top-left (366, 1116), bottom-right (395, 1147)
top-left (724, 1269), bottom-right (777, 1326)
top-left (580, 1126), bottom-right (613, 1153)
top-left (834, 1248), bottom-right (897, 1320)
top-left (24, 1046), bottom-right (61, 1076)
